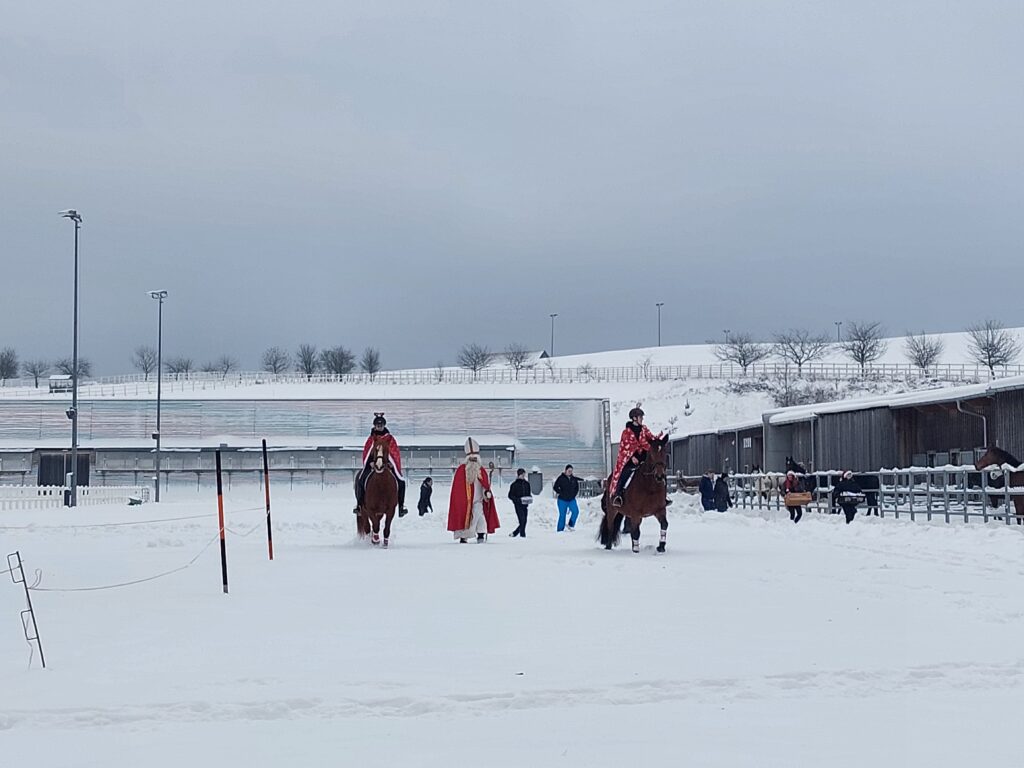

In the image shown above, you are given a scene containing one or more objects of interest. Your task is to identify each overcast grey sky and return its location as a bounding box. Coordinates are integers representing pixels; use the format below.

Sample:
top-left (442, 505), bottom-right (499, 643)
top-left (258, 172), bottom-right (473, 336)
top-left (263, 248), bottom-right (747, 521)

top-left (2, 1), bottom-right (1022, 374)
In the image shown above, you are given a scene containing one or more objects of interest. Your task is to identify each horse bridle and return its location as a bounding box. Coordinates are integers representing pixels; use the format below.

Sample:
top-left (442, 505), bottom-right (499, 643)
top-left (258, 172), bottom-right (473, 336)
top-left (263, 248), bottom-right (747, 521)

top-left (372, 441), bottom-right (386, 473)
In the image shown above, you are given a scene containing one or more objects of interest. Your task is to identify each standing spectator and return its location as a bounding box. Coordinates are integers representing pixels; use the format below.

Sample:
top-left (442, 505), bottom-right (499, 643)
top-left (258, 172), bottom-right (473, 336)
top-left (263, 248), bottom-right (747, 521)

top-left (714, 470), bottom-right (733, 513)
top-left (832, 470), bottom-right (863, 524)
top-left (507, 468), bottom-right (532, 537)
top-left (782, 470), bottom-right (805, 523)
top-left (417, 477), bottom-right (434, 516)
top-left (699, 470), bottom-right (716, 511)
top-left (553, 464), bottom-right (581, 532)
top-left (447, 437), bottom-right (500, 543)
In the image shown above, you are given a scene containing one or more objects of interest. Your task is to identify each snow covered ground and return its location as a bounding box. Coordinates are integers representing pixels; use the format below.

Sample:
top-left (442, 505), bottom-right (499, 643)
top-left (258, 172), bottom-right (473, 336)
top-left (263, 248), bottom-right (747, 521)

top-left (2, 485), bottom-right (1021, 767)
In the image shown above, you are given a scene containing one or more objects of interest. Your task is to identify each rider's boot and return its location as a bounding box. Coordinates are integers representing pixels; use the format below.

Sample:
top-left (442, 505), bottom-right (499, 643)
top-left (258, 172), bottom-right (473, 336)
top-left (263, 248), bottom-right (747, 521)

top-left (397, 479), bottom-right (408, 517)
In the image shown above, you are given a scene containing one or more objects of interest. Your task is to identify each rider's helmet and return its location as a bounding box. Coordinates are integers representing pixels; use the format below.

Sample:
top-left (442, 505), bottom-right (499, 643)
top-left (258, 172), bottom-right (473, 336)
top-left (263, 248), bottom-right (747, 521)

top-left (628, 406), bottom-right (645, 420)
top-left (372, 412), bottom-right (387, 430)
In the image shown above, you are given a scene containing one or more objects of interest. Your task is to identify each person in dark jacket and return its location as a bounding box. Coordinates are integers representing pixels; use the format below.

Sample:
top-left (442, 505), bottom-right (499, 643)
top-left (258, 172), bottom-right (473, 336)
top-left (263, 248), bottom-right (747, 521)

top-left (507, 468), bottom-right (533, 537)
top-left (417, 477), bottom-right (433, 516)
top-left (699, 470), bottom-right (716, 511)
top-left (832, 471), bottom-right (863, 524)
top-left (713, 471), bottom-right (733, 513)
top-left (553, 464), bottom-right (581, 532)
top-left (782, 470), bottom-right (805, 523)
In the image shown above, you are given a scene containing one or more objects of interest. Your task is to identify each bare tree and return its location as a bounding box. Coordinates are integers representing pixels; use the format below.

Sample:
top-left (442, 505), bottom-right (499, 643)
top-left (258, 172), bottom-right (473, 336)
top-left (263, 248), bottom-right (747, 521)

top-left (840, 321), bottom-right (888, 374)
top-left (967, 320), bottom-right (1022, 376)
top-left (164, 356), bottom-right (194, 376)
top-left (0, 347), bottom-right (19, 383)
top-left (131, 345), bottom-right (158, 380)
top-left (637, 354), bottom-right (654, 380)
top-left (296, 344), bottom-right (319, 378)
top-left (576, 362), bottom-right (597, 382)
top-left (216, 354), bottom-right (238, 379)
top-left (262, 346), bottom-right (291, 375)
top-left (773, 330), bottom-right (830, 376)
top-left (22, 359), bottom-right (50, 388)
top-left (360, 347), bottom-right (382, 380)
top-left (904, 332), bottom-right (944, 372)
top-left (434, 360), bottom-right (446, 384)
top-left (54, 357), bottom-right (92, 378)
top-left (503, 343), bottom-right (530, 380)
top-left (199, 360), bottom-right (218, 374)
top-left (320, 345), bottom-right (356, 376)
top-left (713, 332), bottom-right (771, 375)
top-left (457, 343), bottom-right (494, 378)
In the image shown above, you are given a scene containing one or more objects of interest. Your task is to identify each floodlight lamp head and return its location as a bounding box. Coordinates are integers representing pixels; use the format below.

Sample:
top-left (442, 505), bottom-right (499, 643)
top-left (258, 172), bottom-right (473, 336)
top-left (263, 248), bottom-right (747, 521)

top-left (58, 209), bottom-right (82, 223)
top-left (148, 290), bottom-right (168, 300)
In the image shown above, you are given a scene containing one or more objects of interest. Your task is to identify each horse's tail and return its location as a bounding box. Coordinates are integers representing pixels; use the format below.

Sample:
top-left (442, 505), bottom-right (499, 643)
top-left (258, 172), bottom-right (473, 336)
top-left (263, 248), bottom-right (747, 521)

top-left (598, 507), bottom-right (622, 548)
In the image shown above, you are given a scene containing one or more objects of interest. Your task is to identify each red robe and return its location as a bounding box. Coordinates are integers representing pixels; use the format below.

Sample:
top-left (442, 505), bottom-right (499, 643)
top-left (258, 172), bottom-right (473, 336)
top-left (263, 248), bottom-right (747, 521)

top-left (447, 464), bottom-right (500, 534)
top-left (362, 432), bottom-right (404, 479)
top-left (610, 424), bottom-right (658, 492)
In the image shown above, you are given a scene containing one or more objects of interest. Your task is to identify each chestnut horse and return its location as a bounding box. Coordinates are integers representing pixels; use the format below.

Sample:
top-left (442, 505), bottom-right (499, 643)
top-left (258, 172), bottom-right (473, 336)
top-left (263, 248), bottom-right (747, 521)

top-left (975, 446), bottom-right (1024, 525)
top-left (598, 436), bottom-right (670, 553)
top-left (355, 434), bottom-right (400, 546)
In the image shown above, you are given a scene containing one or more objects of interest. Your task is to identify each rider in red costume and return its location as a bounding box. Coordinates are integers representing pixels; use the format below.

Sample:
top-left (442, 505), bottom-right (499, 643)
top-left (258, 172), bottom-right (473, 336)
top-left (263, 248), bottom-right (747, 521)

top-left (354, 413), bottom-right (408, 516)
top-left (610, 406), bottom-right (670, 507)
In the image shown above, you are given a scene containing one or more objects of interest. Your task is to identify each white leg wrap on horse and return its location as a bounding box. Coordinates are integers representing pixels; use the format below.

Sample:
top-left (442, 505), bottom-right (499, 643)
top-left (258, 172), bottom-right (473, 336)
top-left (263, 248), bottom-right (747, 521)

top-left (660, 529), bottom-right (667, 543)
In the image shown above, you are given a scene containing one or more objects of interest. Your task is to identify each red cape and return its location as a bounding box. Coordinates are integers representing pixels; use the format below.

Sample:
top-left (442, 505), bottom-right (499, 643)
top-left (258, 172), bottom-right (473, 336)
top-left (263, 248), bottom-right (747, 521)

top-left (362, 433), bottom-right (404, 477)
top-left (447, 464), bottom-right (500, 534)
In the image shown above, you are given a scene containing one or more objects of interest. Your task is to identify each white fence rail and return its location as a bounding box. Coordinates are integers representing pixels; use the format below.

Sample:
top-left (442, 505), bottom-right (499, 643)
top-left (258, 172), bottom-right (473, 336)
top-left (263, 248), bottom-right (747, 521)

top-left (0, 486), bottom-right (148, 511)
top-left (1, 361), bottom-right (1022, 398)
top-left (721, 467), bottom-right (1024, 525)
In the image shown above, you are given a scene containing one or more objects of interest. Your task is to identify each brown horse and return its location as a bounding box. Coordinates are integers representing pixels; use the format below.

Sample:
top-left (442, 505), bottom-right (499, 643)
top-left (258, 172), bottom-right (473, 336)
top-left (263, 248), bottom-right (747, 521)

top-left (975, 446), bottom-right (1024, 525)
top-left (598, 436), bottom-right (671, 553)
top-left (355, 434), bottom-right (399, 546)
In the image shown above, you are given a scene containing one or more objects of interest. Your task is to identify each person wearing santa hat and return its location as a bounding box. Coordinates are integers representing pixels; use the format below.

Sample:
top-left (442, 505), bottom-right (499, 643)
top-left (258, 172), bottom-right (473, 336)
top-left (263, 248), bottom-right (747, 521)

top-left (447, 437), bottom-right (501, 543)
top-left (353, 413), bottom-right (408, 517)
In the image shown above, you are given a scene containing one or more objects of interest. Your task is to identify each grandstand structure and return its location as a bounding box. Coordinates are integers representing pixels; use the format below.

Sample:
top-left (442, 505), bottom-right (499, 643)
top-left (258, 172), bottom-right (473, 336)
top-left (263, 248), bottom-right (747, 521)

top-left (0, 396), bottom-right (612, 488)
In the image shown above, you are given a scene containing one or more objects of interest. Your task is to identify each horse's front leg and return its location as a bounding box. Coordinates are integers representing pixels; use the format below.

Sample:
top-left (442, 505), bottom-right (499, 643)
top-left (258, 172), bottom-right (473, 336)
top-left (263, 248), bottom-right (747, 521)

top-left (371, 514), bottom-right (381, 545)
top-left (382, 510), bottom-right (394, 548)
top-left (630, 516), bottom-right (641, 553)
top-left (656, 512), bottom-right (668, 554)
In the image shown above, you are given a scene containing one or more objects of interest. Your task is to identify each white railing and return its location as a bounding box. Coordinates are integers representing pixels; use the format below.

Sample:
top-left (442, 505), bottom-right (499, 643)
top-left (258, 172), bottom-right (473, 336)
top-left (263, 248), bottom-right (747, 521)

top-left (0, 485), bottom-right (148, 511)
top-left (721, 467), bottom-right (1024, 525)
top-left (1, 361), bottom-right (1020, 398)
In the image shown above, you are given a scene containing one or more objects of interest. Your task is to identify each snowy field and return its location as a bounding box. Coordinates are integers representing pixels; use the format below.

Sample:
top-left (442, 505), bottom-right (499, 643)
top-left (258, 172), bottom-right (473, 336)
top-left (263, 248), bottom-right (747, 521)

top-left (2, 485), bottom-right (1022, 767)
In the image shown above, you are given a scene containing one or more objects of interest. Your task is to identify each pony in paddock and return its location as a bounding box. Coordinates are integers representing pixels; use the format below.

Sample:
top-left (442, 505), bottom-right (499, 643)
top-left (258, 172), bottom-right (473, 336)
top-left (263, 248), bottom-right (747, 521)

top-left (355, 433), bottom-right (400, 546)
top-left (598, 436), bottom-right (671, 553)
top-left (975, 446), bottom-right (1024, 524)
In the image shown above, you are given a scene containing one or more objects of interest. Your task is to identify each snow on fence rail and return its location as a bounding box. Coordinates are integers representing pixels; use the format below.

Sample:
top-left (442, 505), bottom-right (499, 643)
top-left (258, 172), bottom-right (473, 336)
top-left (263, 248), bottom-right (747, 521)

top-left (0, 486), bottom-right (148, 511)
top-left (719, 466), bottom-right (1024, 525)
top-left (1, 361), bottom-right (1021, 398)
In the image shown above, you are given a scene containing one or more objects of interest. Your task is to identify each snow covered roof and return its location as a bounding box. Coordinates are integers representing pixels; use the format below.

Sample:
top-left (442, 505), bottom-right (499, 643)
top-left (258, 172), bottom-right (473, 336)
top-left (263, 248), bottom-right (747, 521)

top-left (0, 434), bottom-right (520, 453)
top-left (765, 376), bottom-right (1024, 426)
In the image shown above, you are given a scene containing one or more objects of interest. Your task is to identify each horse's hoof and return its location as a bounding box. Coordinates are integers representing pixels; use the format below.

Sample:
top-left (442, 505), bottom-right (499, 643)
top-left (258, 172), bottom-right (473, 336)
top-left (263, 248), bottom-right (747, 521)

top-left (656, 543), bottom-right (666, 553)
top-left (604, 543), bottom-right (613, 551)
top-left (371, 534), bottom-right (381, 545)
top-left (382, 539), bottom-right (389, 549)
top-left (631, 543), bottom-right (640, 554)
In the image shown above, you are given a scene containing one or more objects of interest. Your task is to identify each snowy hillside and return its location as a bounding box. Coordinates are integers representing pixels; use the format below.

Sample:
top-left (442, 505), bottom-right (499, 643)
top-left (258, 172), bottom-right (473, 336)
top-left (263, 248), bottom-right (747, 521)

top-left (546, 326), bottom-right (1024, 368)
top-left (1, 486), bottom-right (1021, 767)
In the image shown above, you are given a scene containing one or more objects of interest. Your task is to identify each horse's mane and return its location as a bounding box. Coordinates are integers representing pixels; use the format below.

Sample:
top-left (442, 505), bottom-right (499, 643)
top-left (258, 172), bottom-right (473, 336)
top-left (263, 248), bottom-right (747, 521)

top-left (983, 446), bottom-right (1021, 466)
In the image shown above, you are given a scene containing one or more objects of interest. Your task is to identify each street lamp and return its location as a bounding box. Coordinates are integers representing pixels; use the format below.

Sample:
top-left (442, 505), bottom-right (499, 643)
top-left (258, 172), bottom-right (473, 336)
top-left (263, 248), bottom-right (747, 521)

top-left (59, 209), bottom-right (82, 507)
top-left (149, 290), bottom-right (168, 502)
top-left (549, 313), bottom-right (558, 358)
top-left (834, 321), bottom-right (843, 343)
top-left (723, 329), bottom-right (732, 343)
top-left (656, 303), bottom-right (664, 346)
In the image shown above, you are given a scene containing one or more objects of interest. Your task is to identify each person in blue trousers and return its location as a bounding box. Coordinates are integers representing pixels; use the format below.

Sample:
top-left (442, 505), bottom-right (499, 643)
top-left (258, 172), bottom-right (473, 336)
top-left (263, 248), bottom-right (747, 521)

top-left (553, 464), bottom-right (581, 532)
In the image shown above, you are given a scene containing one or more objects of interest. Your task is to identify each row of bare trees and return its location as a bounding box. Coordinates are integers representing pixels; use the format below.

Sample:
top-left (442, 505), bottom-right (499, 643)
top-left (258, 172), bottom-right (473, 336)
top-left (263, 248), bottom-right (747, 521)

top-left (714, 320), bottom-right (1022, 376)
top-left (127, 344), bottom-right (385, 381)
top-left (0, 348), bottom-right (93, 387)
